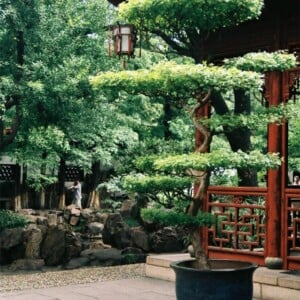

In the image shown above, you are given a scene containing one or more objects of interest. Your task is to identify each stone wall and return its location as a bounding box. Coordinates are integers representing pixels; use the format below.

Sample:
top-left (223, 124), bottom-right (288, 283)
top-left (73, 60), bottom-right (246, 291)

top-left (0, 203), bottom-right (186, 271)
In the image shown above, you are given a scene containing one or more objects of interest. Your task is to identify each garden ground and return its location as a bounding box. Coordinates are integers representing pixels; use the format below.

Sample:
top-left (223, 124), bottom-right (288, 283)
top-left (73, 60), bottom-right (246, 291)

top-left (1, 253), bottom-right (299, 299)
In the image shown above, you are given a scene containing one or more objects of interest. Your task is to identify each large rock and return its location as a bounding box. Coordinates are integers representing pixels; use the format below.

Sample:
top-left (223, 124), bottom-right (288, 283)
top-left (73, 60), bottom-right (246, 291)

top-left (69, 215), bottom-right (80, 226)
top-left (36, 216), bottom-right (48, 226)
top-left (88, 240), bottom-right (111, 250)
top-left (81, 248), bottom-right (122, 266)
top-left (95, 212), bottom-right (109, 224)
top-left (149, 227), bottom-right (184, 253)
top-left (119, 199), bottom-right (138, 219)
top-left (0, 227), bottom-right (25, 249)
top-left (81, 208), bottom-right (95, 222)
top-left (47, 214), bottom-right (57, 226)
top-left (41, 226), bottom-right (66, 266)
top-left (121, 247), bottom-right (147, 264)
top-left (102, 213), bottom-right (131, 249)
top-left (24, 226), bottom-right (43, 259)
top-left (0, 227), bottom-right (26, 264)
top-left (64, 256), bottom-right (90, 270)
top-left (64, 231), bottom-right (82, 262)
top-left (9, 259), bottom-right (45, 271)
top-left (87, 222), bottom-right (104, 235)
top-left (130, 227), bottom-right (150, 252)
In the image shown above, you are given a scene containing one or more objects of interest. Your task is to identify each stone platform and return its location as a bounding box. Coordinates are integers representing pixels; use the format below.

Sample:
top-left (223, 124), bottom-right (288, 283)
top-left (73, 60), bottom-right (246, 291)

top-left (145, 253), bottom-right (300, 300)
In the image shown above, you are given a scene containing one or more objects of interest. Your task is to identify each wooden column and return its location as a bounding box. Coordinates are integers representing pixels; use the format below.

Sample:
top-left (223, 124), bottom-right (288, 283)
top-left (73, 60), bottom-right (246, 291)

top-left (13, 164), bottom-right (22, 211)
top-left (58, 159), bottom-right (66, 209)
top-left (265, 71), bottom-right (283, 269)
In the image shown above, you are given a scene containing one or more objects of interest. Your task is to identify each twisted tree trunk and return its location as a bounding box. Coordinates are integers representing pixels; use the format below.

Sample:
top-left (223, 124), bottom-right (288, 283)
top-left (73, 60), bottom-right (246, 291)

top-left (187, 91), bottom-right (212, 269)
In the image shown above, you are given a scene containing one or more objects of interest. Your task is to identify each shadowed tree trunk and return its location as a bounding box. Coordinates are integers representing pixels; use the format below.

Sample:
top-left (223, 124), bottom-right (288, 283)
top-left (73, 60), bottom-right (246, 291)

top-left (87, 161), bottom-right (101, 208)
top-left (211, 90), bottom-right (258, 186)
top-left (58, 159), bottom-right (66, 209)
top-left (13, 164), bottom-right (22, 211)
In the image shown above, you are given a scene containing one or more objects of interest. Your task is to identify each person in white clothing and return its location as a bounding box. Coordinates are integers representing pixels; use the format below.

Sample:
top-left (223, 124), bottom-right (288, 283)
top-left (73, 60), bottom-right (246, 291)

top-left (69, 180), bottom-right (82, 208)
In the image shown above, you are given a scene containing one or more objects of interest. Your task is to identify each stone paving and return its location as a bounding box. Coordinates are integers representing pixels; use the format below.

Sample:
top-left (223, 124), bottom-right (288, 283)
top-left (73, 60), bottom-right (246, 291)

top-left (0, 277), bottom-right (175, 300)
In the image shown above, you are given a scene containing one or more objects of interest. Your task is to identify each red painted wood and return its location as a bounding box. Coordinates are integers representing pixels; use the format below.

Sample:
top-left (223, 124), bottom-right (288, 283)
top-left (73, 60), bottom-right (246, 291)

top-left (265, 72), bottom-right (282, 260)
top-left (208, 250), bottom-right (265, 266)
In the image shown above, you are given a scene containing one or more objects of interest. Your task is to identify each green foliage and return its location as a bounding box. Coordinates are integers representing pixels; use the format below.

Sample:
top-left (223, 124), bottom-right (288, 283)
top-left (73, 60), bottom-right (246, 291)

top-left (0, 210), bottom-right (29, 232)
top-left (100, 198), bottom-right (123, 212)
top-left (91, 61), bottom-right (263, 97)
top-left (141, 208), bottom-right (215, 227)
top-left (124, 217), bottom-right (140, 228)
top-left (14, 126), bottom-right (69, 165)
top-left (224, 51), bottom-right (297, 72)
top-left (119, 0), bottom-right (264, 33)
top-left (199, 102), bottom-right (300, 132)
top-left (287, 98), bottom-right (300, 173)
top-left (124, 175), bottom-right (193, 194)
top-left (73, 217), bottom-right (87, 233)
top-left (98, 176), bottom-right (124, 195)
top-left (26, 173), bottom-right (57, 192)
top-left (134, 155), bottom-right (162, 172)
top-left (153, 150), bottom-right (282, 174)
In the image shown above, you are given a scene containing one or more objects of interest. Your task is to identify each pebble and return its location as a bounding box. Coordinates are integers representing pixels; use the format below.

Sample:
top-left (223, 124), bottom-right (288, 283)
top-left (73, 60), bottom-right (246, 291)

top-left (0, 263), bottom-right (146, 292)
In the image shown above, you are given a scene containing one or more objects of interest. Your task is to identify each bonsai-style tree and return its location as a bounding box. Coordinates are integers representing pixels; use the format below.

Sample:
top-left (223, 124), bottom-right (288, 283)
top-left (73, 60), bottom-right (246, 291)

top-left (90, 0), bottom-right (299, 273)
top-left (91, 51), bottom-right (297, 269)
top-left (116, 0), bottom-right (267, 187)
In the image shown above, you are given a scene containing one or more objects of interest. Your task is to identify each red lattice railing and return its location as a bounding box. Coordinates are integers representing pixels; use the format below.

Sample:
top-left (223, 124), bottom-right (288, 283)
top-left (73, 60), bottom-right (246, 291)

top-left (286, 194), bottom-right (300, 253)
top-left (206, 187), bottom-right (267, 260)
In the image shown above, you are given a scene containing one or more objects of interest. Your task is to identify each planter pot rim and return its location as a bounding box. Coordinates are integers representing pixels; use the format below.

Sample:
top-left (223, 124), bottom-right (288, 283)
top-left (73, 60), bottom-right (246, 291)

top-left (170, 258), bottom-right (258, 273)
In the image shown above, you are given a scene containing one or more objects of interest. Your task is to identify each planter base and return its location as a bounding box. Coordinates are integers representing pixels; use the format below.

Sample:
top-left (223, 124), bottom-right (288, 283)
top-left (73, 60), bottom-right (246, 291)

top-left (171, 259), bottom-right (257, 300)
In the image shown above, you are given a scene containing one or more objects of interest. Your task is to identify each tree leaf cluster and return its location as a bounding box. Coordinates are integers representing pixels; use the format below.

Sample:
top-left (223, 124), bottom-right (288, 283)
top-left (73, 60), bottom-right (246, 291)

top-left (0, 210), bottom-right (28, 232)
top-left (199, 101), bottom-right (300, 133)
top-left (118, 0), bottom-right (264, 33)
top-left (154, 150), bottom-right (282, 174)
top-left (224, 51), bottom-right (298, 72)
top-left (91, 61), bottom-right (264, 98)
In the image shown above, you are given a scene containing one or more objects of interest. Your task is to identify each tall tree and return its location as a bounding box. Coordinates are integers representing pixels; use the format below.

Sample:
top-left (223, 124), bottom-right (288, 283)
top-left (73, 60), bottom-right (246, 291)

top-left (1, 0), bottom-right (173, 209)
top-left (0, 0), bottom-right (138, 208)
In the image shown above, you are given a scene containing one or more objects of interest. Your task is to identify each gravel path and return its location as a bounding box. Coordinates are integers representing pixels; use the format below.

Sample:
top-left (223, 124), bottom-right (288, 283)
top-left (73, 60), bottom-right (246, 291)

top-left (0, 264), bottom-right (146, 292)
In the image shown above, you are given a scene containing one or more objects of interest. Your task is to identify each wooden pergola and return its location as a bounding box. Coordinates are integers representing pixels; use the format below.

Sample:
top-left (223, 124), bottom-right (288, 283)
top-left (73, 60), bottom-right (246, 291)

top-left (109, 0), bottom-right (300, 269)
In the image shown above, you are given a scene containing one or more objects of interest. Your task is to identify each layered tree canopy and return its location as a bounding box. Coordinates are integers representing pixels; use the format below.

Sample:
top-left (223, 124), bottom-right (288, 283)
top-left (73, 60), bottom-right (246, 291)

top-left (91, 61), bottom-right (263, 97)
top-left (91, 51), bottom-right (297, 194)
top-left (119, 0), bottom-right (264, 32)
top-left (91, 51), bottom-right (296, 101)
top-left (118, 0), bottom-right (264, 60)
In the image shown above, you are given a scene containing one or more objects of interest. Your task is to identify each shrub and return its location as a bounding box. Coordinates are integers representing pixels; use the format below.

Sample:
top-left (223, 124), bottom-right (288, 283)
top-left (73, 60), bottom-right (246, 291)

top-left (0, 210), bottom-right (29, 232)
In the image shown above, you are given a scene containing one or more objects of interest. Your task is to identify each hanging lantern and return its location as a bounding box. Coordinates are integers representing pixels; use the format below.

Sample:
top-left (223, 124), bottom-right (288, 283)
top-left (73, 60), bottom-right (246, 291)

top-left (109, 23), bottom-right (136, 58)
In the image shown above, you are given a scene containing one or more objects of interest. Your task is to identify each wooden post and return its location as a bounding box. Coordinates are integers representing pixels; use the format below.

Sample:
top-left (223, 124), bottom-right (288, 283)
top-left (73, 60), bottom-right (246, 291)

top-left (58, 159), bottom-right (66, 210)
top-left (13, 164), bottom-right (22, 211)
top-left (265, 71), bottom-right (283, 269)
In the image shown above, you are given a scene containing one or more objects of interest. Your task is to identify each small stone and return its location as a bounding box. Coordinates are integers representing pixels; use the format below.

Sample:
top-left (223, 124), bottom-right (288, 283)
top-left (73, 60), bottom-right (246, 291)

top-left (47, 214), bottom-right (57, 226)
top-left (88, 222), bottom-right (104, 235)
top-left (70, 216), bottom-right (80, 226)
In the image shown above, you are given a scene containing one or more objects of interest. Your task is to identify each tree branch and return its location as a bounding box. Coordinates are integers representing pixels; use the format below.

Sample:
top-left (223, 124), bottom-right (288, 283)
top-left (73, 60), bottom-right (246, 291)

top-left (152, 29), bottom-right (191, 57)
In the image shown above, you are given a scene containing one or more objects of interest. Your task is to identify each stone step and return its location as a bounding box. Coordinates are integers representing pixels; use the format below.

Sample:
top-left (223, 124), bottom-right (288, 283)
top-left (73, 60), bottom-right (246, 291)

top-left (145, 253), bottom-right (300, 300)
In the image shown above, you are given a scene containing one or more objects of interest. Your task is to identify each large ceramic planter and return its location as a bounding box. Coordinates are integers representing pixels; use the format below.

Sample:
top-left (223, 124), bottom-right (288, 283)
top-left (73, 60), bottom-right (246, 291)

top-left (170, 259), bottom-right (258, 300)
